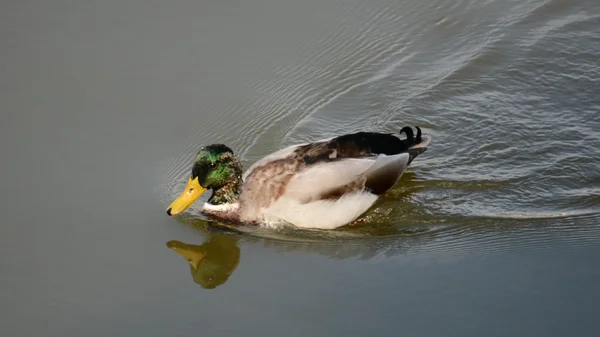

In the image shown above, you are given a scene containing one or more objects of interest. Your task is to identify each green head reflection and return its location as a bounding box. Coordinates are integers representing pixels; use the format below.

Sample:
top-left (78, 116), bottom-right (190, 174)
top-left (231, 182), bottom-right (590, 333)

top-left (167, 234), bottom-right (240, 289)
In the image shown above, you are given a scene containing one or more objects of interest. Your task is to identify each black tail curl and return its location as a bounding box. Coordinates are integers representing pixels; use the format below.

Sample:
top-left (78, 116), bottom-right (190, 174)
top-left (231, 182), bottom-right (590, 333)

top-left (400, 126), bottom-right (426, 165)
top-left (399, 126), bottom-right (422, 146)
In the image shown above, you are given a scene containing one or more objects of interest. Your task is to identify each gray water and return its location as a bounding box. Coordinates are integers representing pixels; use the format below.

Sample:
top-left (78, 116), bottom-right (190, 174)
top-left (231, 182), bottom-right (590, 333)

top-left (1, 0), bottom-right (600, 336)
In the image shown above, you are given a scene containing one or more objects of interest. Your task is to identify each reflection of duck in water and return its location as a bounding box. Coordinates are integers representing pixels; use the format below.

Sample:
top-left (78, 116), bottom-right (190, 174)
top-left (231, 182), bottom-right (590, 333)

top-left (166, 234), bottom-right (240, 289)
top-left (166, 126), bottom-right (431, 229)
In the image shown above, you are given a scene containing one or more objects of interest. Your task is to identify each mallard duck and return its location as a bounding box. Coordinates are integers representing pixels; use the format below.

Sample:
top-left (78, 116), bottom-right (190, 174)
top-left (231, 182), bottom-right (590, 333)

top-left (166, 126), bottom-right (431, 229)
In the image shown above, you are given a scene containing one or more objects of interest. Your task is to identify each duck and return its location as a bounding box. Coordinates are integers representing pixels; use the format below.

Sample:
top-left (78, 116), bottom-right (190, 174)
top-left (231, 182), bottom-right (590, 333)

top-left (166, 126), bottom-right (431, 229)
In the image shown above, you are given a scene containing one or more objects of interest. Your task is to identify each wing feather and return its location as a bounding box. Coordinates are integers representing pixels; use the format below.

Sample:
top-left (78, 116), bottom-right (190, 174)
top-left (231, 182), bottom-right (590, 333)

top-left (242, 137), bottom-right (334, 180)
top-left (282, 153), bottom-right (409, 203)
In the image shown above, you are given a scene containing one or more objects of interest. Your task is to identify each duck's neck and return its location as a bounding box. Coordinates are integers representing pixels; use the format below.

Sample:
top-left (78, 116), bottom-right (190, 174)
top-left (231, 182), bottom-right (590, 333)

top-left (207, 159), bottom-right (243, 206)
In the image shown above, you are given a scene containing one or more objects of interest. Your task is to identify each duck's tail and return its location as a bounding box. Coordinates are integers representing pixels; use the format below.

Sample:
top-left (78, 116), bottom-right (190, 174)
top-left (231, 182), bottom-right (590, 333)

top-left (399, 126), bottom-right (431, 165)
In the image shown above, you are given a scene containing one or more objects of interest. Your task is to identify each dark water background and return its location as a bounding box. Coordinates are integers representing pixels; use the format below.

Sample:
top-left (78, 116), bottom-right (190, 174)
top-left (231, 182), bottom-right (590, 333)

top-left (1, 0), bottom-right (599, 336)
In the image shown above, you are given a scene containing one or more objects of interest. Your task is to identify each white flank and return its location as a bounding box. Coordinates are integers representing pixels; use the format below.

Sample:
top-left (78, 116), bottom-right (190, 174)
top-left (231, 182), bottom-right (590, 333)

top-left (283, 158), bottom-right (374, 202)
top-left (363, 153), bottom-right (409, 176)
top-left (283, 153), bottom-right (409, 203)
top-left (261, 192), bottom-right (379, 229)
top-left (202, 202), bottom-right (240, 212)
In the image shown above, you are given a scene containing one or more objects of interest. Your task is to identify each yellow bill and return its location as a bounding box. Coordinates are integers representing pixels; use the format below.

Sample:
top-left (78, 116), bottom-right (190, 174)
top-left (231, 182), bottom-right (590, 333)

top-left (166, 177), bottom-right (206, 216)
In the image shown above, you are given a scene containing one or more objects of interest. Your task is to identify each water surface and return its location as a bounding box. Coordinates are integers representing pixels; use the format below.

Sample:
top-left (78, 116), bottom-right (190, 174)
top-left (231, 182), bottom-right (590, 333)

top-left (1, 0), bottom-right (599, 336)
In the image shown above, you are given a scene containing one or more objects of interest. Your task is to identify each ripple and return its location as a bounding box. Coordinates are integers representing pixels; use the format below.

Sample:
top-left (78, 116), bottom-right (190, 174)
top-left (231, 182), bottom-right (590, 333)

top-left (171, 208), bottom-right (600, 263)
top-left (156, 0), bottom-right (600, 257)
top-left (486, 210), bottom-right (596, 219)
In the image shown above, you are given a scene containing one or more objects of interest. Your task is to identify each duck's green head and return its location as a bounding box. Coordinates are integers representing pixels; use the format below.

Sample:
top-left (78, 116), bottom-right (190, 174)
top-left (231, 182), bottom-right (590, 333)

top-left (166, 144), bottom-right (241, 216)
